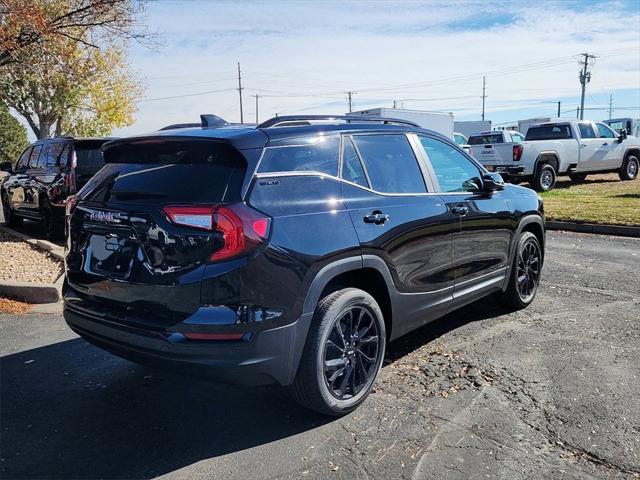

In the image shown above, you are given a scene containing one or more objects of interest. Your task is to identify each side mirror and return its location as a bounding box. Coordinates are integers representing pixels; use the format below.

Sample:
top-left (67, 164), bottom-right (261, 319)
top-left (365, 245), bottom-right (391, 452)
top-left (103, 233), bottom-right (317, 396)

top-left (618, 130), bottom-right (627, 143)
top-left (0, 161), bottom-right (13, 173)
top-left (482, 172), bottom-right (505, 192)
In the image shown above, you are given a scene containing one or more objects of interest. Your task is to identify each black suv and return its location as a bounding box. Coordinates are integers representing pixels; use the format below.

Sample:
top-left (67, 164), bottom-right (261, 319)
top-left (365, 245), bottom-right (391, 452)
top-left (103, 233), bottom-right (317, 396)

top-left (1, 137), bottom-right (112, 239)
top-left (63, 115), bottom-right (545, 415)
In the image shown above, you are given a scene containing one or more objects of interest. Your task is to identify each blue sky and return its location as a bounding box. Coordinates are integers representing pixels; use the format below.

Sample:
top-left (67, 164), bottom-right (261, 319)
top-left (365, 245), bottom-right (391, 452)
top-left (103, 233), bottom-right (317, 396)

top-left (114, 0), bottom-right (638, 134)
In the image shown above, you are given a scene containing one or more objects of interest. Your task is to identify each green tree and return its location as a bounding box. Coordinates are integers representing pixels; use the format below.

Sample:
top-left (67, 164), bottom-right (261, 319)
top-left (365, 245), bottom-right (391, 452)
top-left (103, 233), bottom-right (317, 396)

top-left (0, 104), bottom-right (28, 163)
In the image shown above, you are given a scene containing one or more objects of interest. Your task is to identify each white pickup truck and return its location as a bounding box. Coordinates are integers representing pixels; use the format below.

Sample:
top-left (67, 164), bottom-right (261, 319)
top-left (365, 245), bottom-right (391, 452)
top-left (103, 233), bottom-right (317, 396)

top-left (478, 120), bottom-right (639, 192)
top-left (468, 130), bottom-right (525, 177)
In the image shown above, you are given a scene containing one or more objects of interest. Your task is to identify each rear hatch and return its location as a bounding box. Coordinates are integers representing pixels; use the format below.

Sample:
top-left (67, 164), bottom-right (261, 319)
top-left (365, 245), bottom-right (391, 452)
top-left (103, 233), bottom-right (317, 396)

top-left (65, 138), bottom-right (250, 327)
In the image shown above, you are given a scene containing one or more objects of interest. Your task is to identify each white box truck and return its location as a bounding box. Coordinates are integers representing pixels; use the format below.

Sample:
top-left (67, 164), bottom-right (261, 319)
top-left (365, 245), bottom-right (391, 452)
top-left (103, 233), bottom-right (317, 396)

top-left (350, 108), bottom-right (454, 139)
top-left (453, 120), bottom-right (491, 139)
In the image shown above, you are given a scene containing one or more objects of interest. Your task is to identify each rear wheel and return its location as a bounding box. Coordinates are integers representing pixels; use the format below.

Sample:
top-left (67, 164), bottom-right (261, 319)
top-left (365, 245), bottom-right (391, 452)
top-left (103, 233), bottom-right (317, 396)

top-left (496, 231), bottom-right (542, 310)
top-left (290, 288), bottom-right (386, 416)
top-left (619, 155), bottom-right (639, 181)
top-left (2, 193), bottom-right (23, 227)
top-left (531, 164), bottom-right (556, 192)
top-left (569, 173), bottom-right (587, 183)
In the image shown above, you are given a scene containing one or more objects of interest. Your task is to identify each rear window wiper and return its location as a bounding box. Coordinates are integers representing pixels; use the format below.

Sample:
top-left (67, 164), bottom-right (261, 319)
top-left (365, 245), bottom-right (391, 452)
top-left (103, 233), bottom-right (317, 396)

top-left (111, 190), bottom-right (168, 199)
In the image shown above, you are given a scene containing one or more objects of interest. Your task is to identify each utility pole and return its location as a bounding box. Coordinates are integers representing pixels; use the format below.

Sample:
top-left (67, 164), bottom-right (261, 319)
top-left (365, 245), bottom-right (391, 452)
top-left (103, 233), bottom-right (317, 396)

top-left (393, 99), bottom-right (397, 109)
top-left (608, 94), bottom-right (613, 120)
top-left (578, 53), bottom-right (596, 120)
top-left (252, 94), bottom-right (260, 124)
top-left (557, 101), bottom-right (561, 117)
top-left (481, 76), bottom-right (486, 121)
top-left (237, 62), bottom-right (244, 124)
top-left (346, 91), bottom-right (355, 113)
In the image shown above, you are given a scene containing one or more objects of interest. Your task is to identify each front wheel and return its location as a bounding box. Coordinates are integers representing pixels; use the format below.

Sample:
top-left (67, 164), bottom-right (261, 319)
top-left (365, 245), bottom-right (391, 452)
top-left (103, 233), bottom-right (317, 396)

top-left (496, 231), bottom-right (542, 310)
top-left (290, 288), bottom-right (386, 416)
top-left (619, 155), bottom-right (639, 181)
top-left (531, 164), bottom-right (557, 192)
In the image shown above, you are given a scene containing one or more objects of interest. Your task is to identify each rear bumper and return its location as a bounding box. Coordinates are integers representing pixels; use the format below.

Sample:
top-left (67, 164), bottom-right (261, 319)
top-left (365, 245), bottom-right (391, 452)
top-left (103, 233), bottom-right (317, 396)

top-left (64, 305), bottom-right (312, 387)
top-left (489, 165), bottom-right (527, 176)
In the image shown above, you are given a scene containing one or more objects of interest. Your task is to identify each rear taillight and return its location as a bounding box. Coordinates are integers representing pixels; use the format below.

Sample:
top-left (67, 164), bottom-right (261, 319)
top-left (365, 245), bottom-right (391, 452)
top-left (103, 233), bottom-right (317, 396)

top-left (162, 204), bottom-right (270, 262)
top-left (65, 194), bottom-right (79, 217)
top-left (513, 144), bottom-right (523, 161)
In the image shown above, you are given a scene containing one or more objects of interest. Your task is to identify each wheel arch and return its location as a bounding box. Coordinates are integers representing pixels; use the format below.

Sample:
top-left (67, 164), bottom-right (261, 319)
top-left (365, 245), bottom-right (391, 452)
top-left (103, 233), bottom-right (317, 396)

top-left (534, 152), bottom-right (559, 173)
top-left (503, 214), bottom-right (545, 290)
top-left (623, 147), bottom-right (640, 162)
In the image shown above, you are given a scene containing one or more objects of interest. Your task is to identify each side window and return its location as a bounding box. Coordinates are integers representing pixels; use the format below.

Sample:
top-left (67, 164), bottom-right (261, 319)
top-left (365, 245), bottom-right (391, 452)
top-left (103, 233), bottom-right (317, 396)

top-left (44, 142), bottom-right (65, 167)
top-left (341, 137), bottom-right (369, 187)
top-left (420, 136), bottom-right (483, 193)
top-left (352, 134), bottom-right (426, 193)
top-left (59, 143), bottom-right (71, 167)
top-left (596, 123), bottom-right (616, 139)
top-left (511, 133), bottom-right (524, 142)
top-left (578, 123), bottom-right (596, 139)
top-left (28, 145), bottom-right (43, 168)
top-left (16, 147), bottom-right (32, 171)
top-left (258, 135), bottom-right (339, 176)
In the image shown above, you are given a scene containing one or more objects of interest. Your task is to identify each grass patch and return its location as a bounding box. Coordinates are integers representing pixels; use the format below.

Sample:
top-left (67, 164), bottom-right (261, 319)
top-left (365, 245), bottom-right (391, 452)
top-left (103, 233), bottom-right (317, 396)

top-left (540, 173), bottom-right (640, 226)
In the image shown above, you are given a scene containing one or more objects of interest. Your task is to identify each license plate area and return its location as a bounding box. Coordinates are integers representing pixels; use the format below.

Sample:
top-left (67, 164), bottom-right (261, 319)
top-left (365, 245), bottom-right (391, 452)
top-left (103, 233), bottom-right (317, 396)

top-left (85, 233), bottom-right (137, 279)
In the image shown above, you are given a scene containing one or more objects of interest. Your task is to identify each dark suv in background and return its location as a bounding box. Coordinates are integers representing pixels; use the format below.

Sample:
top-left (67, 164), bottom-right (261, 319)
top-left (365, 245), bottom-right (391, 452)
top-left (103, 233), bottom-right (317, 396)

top-left (63, 114), bottom-right (545, 415)
top-left (1, 136), bottom-right (112, 239)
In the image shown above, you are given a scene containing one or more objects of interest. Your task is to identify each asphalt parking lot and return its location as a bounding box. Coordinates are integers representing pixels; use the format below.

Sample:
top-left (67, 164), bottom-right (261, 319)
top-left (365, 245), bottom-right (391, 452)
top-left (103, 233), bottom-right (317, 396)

top-left (1, 230), bottom-right (639, 480)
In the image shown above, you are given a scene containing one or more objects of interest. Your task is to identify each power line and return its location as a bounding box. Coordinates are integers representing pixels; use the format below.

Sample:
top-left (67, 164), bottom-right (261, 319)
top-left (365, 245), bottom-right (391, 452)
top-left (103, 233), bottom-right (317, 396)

top-left (139, 88), bottom-right (236, 102)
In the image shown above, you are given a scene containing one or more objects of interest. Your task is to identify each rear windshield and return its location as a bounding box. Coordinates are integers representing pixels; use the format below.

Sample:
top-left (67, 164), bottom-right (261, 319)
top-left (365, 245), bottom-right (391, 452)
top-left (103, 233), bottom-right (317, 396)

top-left (79, 139), bottom-right (246, 204)
top-left (525, 125), bottom-right (573, 141)
top-left (74, 140), bottom-right (108, 173)
top-left (468, 133), bottom-right (503, 145)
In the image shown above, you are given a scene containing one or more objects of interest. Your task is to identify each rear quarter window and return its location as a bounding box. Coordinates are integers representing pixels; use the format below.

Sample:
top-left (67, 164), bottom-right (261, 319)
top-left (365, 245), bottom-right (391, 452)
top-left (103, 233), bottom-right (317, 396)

top-left (74, 140), bottom-right (107, 173)
top-left (257, 135), bottom-right (339, 176)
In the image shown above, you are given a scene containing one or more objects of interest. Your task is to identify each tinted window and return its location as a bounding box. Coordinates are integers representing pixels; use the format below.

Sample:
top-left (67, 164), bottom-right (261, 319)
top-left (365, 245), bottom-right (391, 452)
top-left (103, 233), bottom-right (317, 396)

top-left (80, 140), bottom-right (246, 204)
top-left (596, 123), bottom-right (616, 139)
top-left (341, 137), bottom-right (368, 188)
top-left (420, 136), bottom-right (482, 193)
top-left (468, 133), bottom-right (503, 145)
top-left (577, 123), bottom-right (596, 139)
top-left (525, 125), bottom-right (572, 140)
top-left (352, 134), bottom-right (426, 193)
top-left (28, 145), bottom-right (42, 168)
top-left (59, 144), bottom-right (70, 168)
top-left (510, 132), bottom-right (525, 142)
top-left (454, 133), bottom-right (467, 146)
top-left (74, 140), bottom-right (106, 173)
top-left (258, 135), bottom-right (339, 176)
top-left (42, 142), bottom-right (66, 167)
top-left (16, 148), bottom-right (31, 170)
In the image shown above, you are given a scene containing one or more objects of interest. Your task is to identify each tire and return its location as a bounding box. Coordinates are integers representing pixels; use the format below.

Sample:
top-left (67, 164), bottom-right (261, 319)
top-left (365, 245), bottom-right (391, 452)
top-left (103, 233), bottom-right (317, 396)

top-left (496, 231), bottom-right (542, 310)
top-left (531, 163), bottom-right (557, 192)
top-left (1, 193), bottom-right (23, 227)
top-left (569, 173), bottom-right (587, 183)
top-left (42, 199), bottom-right (63, 240)
top-left (619, 155), bottom-right (639, 181)
top-left (289, 288), bottom-right (386, 416)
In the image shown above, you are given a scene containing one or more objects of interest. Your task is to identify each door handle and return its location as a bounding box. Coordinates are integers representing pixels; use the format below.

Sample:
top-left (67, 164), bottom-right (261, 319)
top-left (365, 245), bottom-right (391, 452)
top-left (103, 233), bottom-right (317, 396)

top-left (451, 205), bottom-right (469, 216)
top-left (602, 142), bottom-right (608, 146)
top-left (363, 211), bottom-right (390, 225)
top-left (580, 144), bottom-right (587, 148)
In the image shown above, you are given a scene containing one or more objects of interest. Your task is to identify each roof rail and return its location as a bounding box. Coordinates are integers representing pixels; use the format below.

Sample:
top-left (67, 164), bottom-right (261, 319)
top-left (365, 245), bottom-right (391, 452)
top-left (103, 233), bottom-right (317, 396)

top-left (257, 115), bottom-right (420, 129)
top-left (158, 114), bottom-right (229, 131)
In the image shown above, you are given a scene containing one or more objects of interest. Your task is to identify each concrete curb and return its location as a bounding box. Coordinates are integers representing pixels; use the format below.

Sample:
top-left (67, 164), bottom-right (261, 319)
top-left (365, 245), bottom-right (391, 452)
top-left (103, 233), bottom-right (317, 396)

top-left (0, 224), bottom-right (64, 303)
top-left (0, 225), bottom-right (65, 260)
top-left (547, 221), bottom-right (640, 238)
top-left (0, 280), bottom-right (60, 303)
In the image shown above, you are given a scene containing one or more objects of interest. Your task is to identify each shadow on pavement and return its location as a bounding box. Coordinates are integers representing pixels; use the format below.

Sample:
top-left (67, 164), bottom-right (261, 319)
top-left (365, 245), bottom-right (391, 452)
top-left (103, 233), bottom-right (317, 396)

top-left (0, 297), bottom-right (503, 479)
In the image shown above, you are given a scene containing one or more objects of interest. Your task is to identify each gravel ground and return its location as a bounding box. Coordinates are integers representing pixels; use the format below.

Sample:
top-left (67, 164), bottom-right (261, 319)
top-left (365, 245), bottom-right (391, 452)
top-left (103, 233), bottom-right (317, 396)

top-left (0, 231), bottom-right (638, 480)
top-left (0, 232), bottom-right (63, 283)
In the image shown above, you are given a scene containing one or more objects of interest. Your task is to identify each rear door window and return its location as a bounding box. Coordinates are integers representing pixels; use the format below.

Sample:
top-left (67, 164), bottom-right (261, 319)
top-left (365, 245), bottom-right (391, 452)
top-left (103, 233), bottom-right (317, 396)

top-left (258, 135), bottom-right (339, 176)
top-left (352, 134), bottom-right (426, 193)
top-left (16, 147), bottom-right (31, 171)
top-left (577, 123), bottom-right (596, 139)
top-left (28, 145), bottom-right (43, 168)
top-left (80, 139), bottom-right (247, 205)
